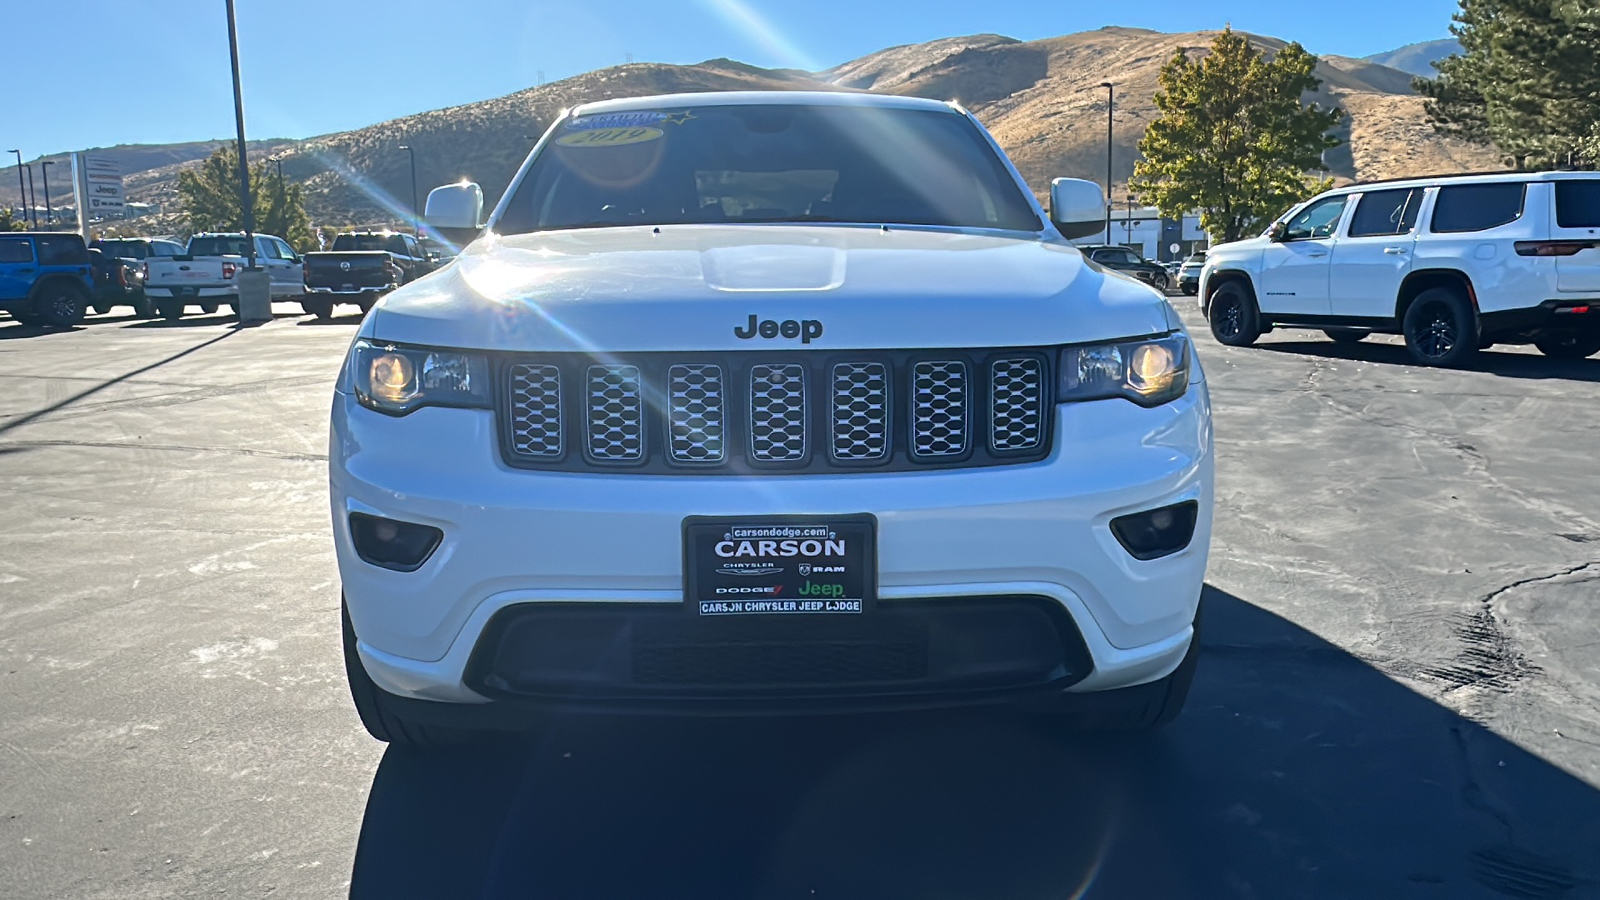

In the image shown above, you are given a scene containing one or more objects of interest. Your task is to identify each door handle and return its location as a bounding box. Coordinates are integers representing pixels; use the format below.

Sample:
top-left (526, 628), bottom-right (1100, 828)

top-left (1307, 251), bottom-right (1328, 258)
top-left (1384, 247), bottom-right (1409, 255)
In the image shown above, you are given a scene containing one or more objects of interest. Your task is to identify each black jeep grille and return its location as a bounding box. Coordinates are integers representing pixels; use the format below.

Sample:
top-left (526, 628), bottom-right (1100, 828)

top-left (499, 350), bottom-right (1053, 474)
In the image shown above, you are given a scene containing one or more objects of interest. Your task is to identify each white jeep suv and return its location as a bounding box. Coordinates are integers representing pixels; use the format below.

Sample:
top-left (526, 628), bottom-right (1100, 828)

top-left (330, 92), bottom-right (1213, 745)
top-left (1200, 172), bottom-right (1600, 365)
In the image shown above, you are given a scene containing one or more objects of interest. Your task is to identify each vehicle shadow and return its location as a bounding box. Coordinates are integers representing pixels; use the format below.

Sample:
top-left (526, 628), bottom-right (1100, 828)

top-left (0, 322), bottom-right (81, 340)
top-left (1254, 339), bottom-right (1600, 383)
top-left (347, 585), bottom-right (1599, 899)
top-left (120, 311), bottom-right (305, 329)
top-left (296, 313), bottom-right (366, 326)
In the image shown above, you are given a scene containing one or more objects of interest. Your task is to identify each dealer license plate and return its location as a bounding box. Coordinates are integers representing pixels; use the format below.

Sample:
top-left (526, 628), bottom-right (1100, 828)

top-left (683, 515), bottom-right (877, 616)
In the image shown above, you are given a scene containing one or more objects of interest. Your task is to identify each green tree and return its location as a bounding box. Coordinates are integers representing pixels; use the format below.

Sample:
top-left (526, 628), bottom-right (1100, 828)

top-left (1131, 28), bottom-right (1344, 243)
top-left (177, 146), bottom-right (314, 250)
top-left (0, 207), bottom-right (26, 231)
top-left (1421, 0), bottom-right (1600, 168)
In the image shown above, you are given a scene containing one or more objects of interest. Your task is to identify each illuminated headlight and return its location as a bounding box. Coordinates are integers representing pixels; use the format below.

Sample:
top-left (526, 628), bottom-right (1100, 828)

top-left (1060, 332), bottom-right (1190, 407)
top-left (350, 339), bottom-right (491, 415)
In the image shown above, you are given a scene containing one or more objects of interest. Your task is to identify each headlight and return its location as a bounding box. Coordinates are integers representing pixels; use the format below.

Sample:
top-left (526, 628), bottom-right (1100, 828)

top-left (1060, 332), bottom-right (1190, 407)
top-left (350, 340), bottom-right (491, 415)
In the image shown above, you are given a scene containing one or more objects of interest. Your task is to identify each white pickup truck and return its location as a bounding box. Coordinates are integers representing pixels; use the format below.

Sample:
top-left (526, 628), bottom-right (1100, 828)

top-left (143, 232), bottom-right (305, 320)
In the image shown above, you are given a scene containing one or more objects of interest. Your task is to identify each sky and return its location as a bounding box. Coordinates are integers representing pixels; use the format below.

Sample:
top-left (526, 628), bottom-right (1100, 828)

top-left (2, 0), bottom-right (1460, 159)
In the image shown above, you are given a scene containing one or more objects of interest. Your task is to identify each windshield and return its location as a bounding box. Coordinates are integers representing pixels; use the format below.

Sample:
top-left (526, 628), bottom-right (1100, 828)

top-left (497, 104), bottom-right (1041, 234)
top-left (188, 236), bottom-right (252, 257)
top-left (333, 235), bottom-right (391, 252)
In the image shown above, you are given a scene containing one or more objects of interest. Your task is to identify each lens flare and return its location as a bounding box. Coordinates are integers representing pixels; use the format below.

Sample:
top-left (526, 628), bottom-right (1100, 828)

top-left (695, 0), bottom-right (824, 71)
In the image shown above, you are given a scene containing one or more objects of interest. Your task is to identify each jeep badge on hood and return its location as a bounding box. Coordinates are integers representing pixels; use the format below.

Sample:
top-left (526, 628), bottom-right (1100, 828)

top-left (735, 315), bottom-right (824, 343)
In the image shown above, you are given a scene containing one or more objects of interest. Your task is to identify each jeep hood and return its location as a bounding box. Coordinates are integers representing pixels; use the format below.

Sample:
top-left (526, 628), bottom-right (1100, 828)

top-left (365, 225), bottom-right (1172, 352)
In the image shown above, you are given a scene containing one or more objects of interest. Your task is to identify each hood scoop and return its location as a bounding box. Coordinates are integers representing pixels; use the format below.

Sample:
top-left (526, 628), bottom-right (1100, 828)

top-left (700, 243), bottom-right (846, 292)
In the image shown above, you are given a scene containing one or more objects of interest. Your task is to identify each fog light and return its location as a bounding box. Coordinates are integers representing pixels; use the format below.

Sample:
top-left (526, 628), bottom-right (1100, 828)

top-left (1110, 501), bottom-right (1199, 561)
top-left (349, 512), bottom-right (442, 572)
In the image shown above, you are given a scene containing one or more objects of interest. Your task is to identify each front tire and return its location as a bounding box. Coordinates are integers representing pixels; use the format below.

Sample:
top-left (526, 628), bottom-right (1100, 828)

top-left (1533, 332), bottom-right (1600, 359)
top-left (37, 283), bottom-right (87, 327)
top-left (1403, 287), bottom-right (1479, 367)
top-left (1324, 329), bottom-right (1368, 344)
top-left (200, 301), bottom-right (219, 315)
top-left (157, 298), bottom-right (185, 320)
top-left (1207, 281), bottom-right (1262, 347)
top-left (343, 600), bottom-right (475, 747)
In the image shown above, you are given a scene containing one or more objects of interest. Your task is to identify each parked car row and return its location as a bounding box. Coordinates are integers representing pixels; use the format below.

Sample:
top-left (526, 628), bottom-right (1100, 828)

top-left (1, 229), bottom-right (446, 327)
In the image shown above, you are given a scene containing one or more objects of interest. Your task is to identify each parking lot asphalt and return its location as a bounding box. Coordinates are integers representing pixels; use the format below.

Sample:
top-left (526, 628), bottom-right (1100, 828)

top-left (1, 303), bottom-right (1598, 899)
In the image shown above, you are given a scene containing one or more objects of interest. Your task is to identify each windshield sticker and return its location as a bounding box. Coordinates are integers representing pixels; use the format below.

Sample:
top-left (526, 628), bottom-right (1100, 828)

top-left (555, 126), bottom-right (664, 148)
top-left (563, 110), bottom-right (694, 132)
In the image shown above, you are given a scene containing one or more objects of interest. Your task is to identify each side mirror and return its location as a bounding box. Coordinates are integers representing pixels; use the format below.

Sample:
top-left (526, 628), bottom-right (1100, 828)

top-left (424, 182), bottom-right (484, 231)
top-left (1267, 222), bottom-right (1287, 243)
top-left (1049, 177), bottom-right (1108, 240)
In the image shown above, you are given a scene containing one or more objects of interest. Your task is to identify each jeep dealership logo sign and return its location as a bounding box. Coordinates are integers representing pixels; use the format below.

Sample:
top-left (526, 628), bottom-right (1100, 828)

top-left (734, 314), bottom-right (823, 344)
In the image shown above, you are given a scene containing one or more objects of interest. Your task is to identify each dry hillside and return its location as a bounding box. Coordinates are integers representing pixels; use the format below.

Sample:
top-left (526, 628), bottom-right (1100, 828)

top-left (11, 27), bottom-right (1503, 229)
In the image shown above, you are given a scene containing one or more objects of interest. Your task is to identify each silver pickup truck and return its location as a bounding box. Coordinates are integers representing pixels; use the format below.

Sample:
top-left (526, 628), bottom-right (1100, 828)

top-left (143, 232), bottom-right (304, 319)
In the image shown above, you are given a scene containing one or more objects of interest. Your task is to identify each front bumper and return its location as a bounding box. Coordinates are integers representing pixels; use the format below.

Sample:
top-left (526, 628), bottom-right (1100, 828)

top-left (332, 381), bottom-right (1213, 709)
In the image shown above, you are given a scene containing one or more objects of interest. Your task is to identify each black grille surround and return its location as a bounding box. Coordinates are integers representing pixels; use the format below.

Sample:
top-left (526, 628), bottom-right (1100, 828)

top-left (495, 349), bottom-right (1055, 475)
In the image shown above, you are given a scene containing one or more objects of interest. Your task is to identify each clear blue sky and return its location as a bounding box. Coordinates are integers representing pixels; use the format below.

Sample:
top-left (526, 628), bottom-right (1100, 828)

top-left (4, 0), bottom-right (1459, 158)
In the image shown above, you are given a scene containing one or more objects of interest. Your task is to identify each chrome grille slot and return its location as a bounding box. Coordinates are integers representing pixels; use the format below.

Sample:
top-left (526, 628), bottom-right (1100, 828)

top-left (911, 361), bottom-right (969, 458)
top-left (507, 363), bottom-right (563, 458)
top-left (584, 364), bottom-right (644, 461)
top-left (830, 362), bottom-right (889, 461)
top-left (990, 358), bottom-right (1044, 451)
top-left (667, 364), bottom-right (726, 463)
top-left (748, 363), bottom-right (807, 461)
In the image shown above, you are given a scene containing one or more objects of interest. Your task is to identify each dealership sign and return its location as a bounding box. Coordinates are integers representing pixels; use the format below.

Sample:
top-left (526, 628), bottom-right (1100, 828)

top-left (82, 155), bottom-right (124, 213)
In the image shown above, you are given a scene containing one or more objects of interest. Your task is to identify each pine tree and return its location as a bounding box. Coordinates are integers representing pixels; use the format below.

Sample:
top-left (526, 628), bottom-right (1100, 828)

top-left (1422, 0), bottom-right (1600, 168)
top-left (177, 147), bottom-right (314, 250)
top-left (1130, 28), bottom-right (1344, 243)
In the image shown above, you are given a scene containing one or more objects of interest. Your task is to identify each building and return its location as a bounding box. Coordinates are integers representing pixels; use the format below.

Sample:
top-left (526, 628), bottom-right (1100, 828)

top-left (1066, 207), bottom-right (1209, 261)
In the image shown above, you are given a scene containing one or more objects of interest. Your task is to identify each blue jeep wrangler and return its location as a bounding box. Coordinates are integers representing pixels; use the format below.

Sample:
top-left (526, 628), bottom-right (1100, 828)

top-left (0, 232), bottom-right (93, 328)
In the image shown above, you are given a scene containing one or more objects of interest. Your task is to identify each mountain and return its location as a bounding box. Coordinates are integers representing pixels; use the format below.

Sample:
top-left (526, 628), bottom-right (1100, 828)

top-left (4, 28), bottom-right (1501, 231)
top-left (1363, 39), bottom-right (1461, 79)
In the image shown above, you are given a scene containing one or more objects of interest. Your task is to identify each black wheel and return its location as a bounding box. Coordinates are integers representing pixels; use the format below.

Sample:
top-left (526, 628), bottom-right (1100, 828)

top-left (343, 600), bottom-right (474, 746)
top-left (132, 296), bottom-right (155, 318)
top-left (158, 299), bottom-right (185, 320)
top-left (1402, 287), bottom-right (1479, 366)
top-left (1324, 329), bottom-right (1368, 344)
top-left (301, 298), bottom-right (334, 320)
top-left (36, 282), bottom-right (87, 327)
top-left (1030, 604), bottom-right (1202, 732)
top-left (357, 292), bottom-right (378, 314)
top-left (200, 301), bottom-right (219, 315)
top-left (1207, 281), bottom-right (1262, 347)
top-left (91, 302), bottom-right (112, 315)
top-left (1533, 332), bottom-right (1600, 360)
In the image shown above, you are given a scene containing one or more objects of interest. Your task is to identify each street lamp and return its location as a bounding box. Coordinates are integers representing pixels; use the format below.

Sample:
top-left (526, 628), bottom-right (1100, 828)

top-left (40, 160), bottom-right (54, 225)
top-left (1100, 82), bottom-right (1114, 245)
top-left (397, 144), bottom-right (418, 239)
top-left (8, 150), bottom-right (23, 225)
top-left (23, 162), bottom-right (37, 229)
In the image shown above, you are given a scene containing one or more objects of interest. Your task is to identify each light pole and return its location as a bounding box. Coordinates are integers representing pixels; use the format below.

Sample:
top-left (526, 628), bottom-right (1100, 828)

top-left (225, 0), bottom-right (257, 271)
top-left (397, 144), bottom-right (418, 239)
top-left (9, 150), bottom-right (23, 225)
top-left (40, 160), bottom-right (54, 225)
top-left (23, 162), bottom-right (37, 228)
top-left (1100, 82), bottom-right (1114, 245)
